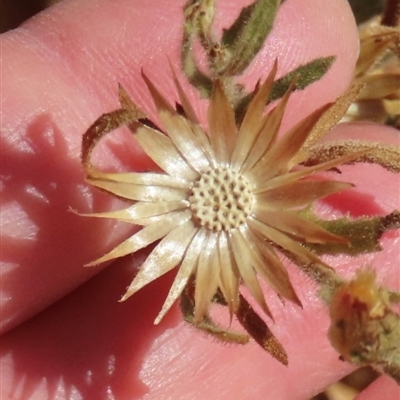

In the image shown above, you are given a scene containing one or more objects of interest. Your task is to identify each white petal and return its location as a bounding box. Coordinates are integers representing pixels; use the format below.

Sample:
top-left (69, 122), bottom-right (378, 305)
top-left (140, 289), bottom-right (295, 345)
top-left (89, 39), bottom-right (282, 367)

top-left (194, 232), bottom-right (220, 322)
top-left (253, 207), bottom-right (348, 244)
top-left (256, 180), bottom-right (354, 209)
top-left (140, 69), bottom-right (206, 176)
top-left (242, 77), bottom-right (296, 174)
top-left (208, 80), bottom-right (237, 166)
top-left (170, 61), bottom-right (200, 124)
top-left (154, 227), bottom-right (206, 324)
top-left (87, 210), bottom-right (192, 265)
top-left (169, 65), bottom-right (216, 165)
top-left (255, 151), bottom-right (367, 193)
top-left (141, 69), bottom-right (176, 114)
top-left (243, 226), bottom-right (301, 306)
top-left (250, 103), bottom-right (332, 180)
top-left (231, 60), bottom-right (278, 170)
top-left (218, 231), bottom-right (240, 317)
top-left (135, 125), bottom-right (199, 181)
top-left (248, 217), bottom-right (332, 269)
top-left (86, 178), bottom-right (188, 202)
top-left (159, 111), bottom-right (210, 173)
top-left (230, 227), bottom-right (272, 318)
top-left (86, 168), bottom-right (191, 189)
top-left (121, 218), bottom-right (197, 301)
top-left (79, 201), bottom-right (188, 223)
top-left (190, 124), bottom-right (216, 167)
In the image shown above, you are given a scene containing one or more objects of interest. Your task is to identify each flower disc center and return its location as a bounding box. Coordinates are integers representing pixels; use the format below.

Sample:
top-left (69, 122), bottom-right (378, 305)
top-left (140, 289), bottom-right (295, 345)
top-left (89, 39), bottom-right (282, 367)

top-left (189, 167), bottom-right (254, 231)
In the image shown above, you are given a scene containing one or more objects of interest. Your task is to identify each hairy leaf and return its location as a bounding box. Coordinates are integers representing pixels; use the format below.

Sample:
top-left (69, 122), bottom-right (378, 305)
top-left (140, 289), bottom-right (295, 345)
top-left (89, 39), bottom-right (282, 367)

top-left (220, 0), bottom-right (282, 76)
top-left (269, 56), bottom-right (336, 101)
top-left (304, 211), bottom-right (400, 256)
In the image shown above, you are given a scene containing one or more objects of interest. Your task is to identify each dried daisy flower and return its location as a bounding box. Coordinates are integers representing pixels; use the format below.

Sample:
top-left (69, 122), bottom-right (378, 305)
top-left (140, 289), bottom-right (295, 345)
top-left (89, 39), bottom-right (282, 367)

top-left (81, 62), bottom-right (362, 331)
top-left (328, 268), bottom-right (400, 384)
top-left (77, 0), bottom-right (400, 369)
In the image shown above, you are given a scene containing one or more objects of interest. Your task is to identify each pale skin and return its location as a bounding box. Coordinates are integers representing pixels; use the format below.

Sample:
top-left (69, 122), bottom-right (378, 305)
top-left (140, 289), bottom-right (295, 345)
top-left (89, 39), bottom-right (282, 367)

top-left (1, 0), bottom-right (399, 399)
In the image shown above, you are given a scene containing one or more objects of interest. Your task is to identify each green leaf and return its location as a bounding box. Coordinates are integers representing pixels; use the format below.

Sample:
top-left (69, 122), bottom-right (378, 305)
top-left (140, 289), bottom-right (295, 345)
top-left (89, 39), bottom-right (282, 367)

top-left (233, 56), bottom-right (336, 124)
top-left (304, 210), bottom-right (400, 256)
top-left (220, 0), bottom-right (282, 76)
top-left (269, 56), bottom-right (336, 101)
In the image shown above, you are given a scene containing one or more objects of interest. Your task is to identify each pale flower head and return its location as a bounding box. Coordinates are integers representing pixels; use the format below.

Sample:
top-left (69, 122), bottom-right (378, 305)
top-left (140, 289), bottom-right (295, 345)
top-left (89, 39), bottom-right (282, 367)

top-left (84, 61), bottom-right (356, 324)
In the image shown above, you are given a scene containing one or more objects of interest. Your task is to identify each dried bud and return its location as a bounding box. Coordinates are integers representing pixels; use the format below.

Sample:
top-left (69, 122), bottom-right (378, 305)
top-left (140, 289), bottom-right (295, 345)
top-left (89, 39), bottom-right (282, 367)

top-left (328, 269), bottom-right (400, 384)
